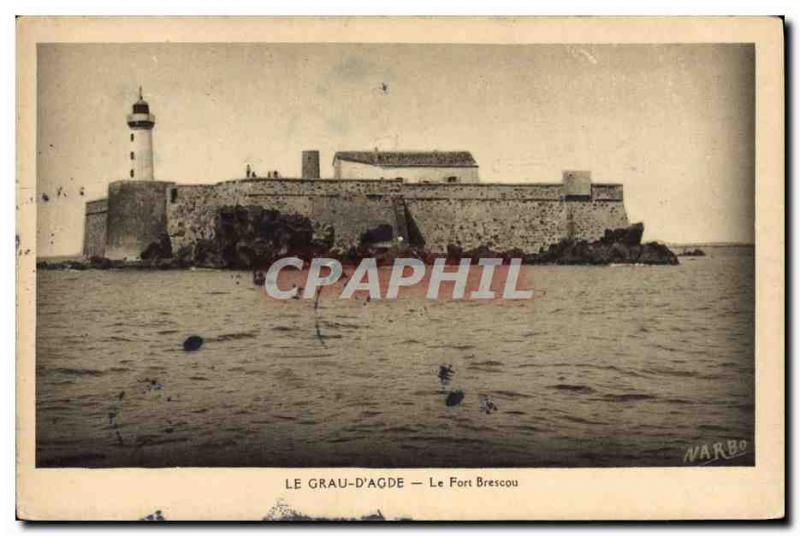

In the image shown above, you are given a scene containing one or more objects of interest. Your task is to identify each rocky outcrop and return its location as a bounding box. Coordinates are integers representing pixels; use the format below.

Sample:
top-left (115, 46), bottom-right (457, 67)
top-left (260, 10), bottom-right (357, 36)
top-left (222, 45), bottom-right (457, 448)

top-left (678, 248), bottom-right (706, 257)
top-left (439, 224), bottom-right (677, 265)
top-left (530, 223), bottom-right (678, 265)
top-left (139, 233), bottom-right (179, 269)
top-left (147, 206), bottom-right (335, 269)
top-left (213, 206), bottom-right (334, 269)
top-left (140, 233), bottom-right (172, 262)
top-left (36, 256), bottom-right (131, 270)
top-left (36, 259), bottom-right (89, 270)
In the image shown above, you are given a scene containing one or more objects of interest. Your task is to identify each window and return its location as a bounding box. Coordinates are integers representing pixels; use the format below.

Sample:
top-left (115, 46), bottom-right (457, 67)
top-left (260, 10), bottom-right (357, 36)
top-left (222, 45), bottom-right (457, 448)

top-left (130, 169), bottom-right (134, 178)
top-left (130, 152), bottom-right (135, 160)
top-left (446, 176), bottom-right (458, 183)
top-left (170, 188), bottom-right (178, 203)
top-left (130, 133), bottom-right (134, 142)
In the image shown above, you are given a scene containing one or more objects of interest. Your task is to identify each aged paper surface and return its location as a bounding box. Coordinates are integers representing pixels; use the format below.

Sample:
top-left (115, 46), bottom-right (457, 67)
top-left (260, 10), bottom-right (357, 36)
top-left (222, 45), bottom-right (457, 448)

top-left (16, 16), bottom-right (783, 520)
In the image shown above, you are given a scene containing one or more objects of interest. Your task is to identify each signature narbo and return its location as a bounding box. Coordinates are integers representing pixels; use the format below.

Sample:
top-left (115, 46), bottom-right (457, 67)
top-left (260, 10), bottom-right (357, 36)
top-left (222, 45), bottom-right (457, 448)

top-left (683, 439), bottom-right (748, 465)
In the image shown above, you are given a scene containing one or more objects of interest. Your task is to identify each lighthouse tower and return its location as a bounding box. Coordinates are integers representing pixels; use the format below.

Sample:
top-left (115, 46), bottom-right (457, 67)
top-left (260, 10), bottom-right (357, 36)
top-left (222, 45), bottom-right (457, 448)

top-left (126, 87), bottom-right (156, 180)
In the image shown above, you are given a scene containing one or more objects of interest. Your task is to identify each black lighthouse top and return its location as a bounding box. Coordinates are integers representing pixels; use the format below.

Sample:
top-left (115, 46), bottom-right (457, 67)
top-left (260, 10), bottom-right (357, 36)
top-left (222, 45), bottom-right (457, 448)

top-left (132, 100), bottom-right (150, 114)
top-left (127, 86), bottom-right (155, 129)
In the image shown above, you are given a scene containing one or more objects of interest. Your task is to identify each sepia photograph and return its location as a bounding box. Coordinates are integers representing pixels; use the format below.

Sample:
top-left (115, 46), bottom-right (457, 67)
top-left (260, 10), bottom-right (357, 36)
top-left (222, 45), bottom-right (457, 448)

top-left (15, 16), bottom-right (784, 521)
top-left (33, 40), bottom-right (756, 469)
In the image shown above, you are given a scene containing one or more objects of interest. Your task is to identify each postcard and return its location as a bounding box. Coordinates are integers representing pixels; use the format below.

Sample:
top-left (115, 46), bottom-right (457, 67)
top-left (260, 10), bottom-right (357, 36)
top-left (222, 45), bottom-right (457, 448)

top-left (16, 16), bottom-right (784, 521)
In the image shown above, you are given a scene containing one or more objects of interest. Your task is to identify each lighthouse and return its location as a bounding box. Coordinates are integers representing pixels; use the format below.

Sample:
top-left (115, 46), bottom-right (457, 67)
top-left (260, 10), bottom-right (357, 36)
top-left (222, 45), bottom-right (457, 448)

top-left (126, 87), bottom-right (156, 180)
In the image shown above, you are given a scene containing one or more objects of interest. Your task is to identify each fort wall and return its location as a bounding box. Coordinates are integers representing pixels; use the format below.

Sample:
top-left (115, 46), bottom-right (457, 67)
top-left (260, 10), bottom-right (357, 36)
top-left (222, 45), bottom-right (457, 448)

top-left (166, 182), bottom-right (319, 253)
top-left (87, 177), bottom-right (629, 259)
top-left (566, 199), bottom-right (629, 241)
top-left (82, 199), bottom-right (108, 258)
top-left (105, 180), bottom-right (174, 260)
top-left (404, 198), bottom-right (567, 252)
top-left (311, 194), bottom-right (400, 247)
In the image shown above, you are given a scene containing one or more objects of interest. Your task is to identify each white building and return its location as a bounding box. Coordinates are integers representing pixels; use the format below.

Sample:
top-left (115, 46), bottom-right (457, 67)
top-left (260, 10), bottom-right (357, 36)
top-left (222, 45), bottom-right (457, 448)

top-left (332, 151), bottom-right (479, 183)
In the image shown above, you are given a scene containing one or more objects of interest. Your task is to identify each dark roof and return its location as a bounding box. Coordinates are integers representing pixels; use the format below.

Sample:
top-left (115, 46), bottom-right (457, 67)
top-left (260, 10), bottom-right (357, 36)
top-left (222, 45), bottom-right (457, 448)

top-left (132, 97), bottom-right (150, 114)
top-left (333, 151), bottom-right (478, 168)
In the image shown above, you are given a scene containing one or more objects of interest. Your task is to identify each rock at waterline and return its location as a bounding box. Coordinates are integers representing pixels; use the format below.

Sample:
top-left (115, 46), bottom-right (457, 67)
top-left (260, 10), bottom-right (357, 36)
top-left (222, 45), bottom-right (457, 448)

top-left (445, 390), bottom-right (465, 407)
top-left (531, 223), bottom-right (679, 265)
top-left (183, 335), bottom-right (204, 351)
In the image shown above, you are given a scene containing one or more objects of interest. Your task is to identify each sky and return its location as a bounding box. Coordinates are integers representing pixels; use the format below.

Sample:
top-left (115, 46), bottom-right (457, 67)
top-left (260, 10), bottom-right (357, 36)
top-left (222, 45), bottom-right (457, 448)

top-left (36, 43), bottom-right (754, 256)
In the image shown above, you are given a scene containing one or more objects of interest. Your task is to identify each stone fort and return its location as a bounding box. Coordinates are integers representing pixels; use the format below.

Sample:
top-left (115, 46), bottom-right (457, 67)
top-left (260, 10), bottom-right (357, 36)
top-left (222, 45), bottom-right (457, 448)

top-left (83, 92), bottom-right (629, 260)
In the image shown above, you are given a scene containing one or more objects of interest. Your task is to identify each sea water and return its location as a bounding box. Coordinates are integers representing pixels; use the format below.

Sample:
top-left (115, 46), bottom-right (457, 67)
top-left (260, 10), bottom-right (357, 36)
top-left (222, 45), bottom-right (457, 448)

top-left (35, 246), bottom-right (754, 467)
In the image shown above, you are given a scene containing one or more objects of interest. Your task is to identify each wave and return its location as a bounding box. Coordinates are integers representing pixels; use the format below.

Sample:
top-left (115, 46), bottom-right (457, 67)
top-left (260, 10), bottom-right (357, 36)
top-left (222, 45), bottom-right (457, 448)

top-left (471, 360), bottom-right (504, 367)
top-left (602, 393), bottom-right (657, 402)
top-left (491, 390), bottom-right (534, 400)
top-left (664, 398), bottom-right (696, 405)
top-left (697, 424), bottom-right (732, 432)
top-left (548, 384), bottom-right (596, 394)
top-left (38, 452), bottom-right (106, 467)
top-left (274, 353), bottom-right (337, 359)
top-left (561, 415), bottom-right (609, 425)
top-left (428, 344), bottom-right (476, 350)
top-left (45, 367), bottom-right (106, 377)
top-left (213, 332), bottom-right (258, 341)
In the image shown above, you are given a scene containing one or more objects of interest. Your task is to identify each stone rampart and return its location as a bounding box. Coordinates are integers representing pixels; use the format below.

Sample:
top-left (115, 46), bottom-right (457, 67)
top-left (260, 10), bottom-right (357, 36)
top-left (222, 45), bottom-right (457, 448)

top-left (87, 177), bottom-right (628, 259)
